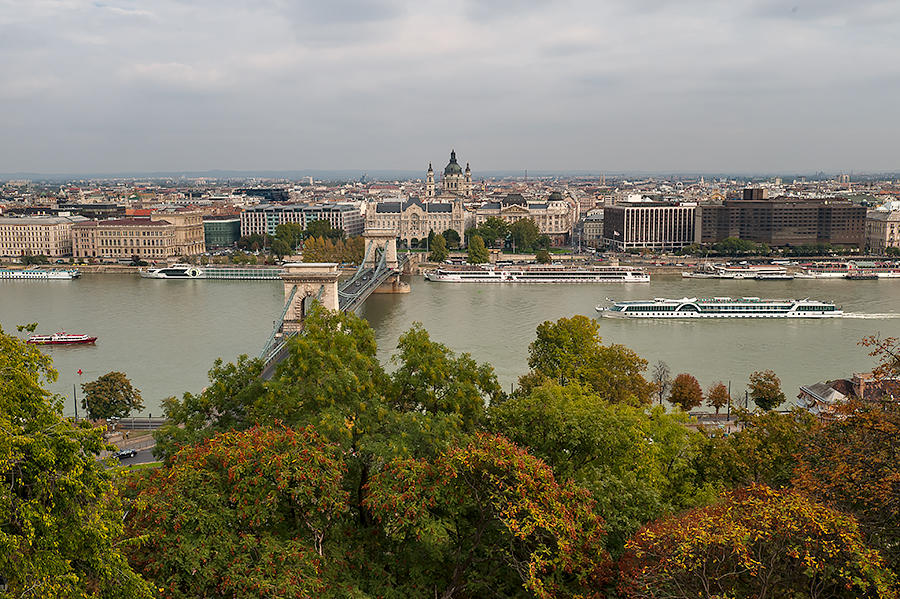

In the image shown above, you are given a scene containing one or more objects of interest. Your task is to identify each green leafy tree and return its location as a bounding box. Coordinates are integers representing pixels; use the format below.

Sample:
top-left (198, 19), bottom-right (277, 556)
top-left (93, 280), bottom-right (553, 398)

top-left (618, 485), bottom-right (896, 599)
top-left (534, 234), bottom-right (551, 250)
top-left (522, 315), bottom-right (654, 405)
top-left (306, 219), bottom-right (343, 240)
top-left (81, 371), bottom-right (144, 420)
top-left (748, 369), bottom-right (786, 410)
top-left (389, 323), bottom-right (501, 436)
top-left (153, 355), bottom-right (266, 460)
top-left (467, 234), bottom-right (489, 264)
top-left (509, 217), bottom-right (540, 251)
top-left (668, 373), bottom-right (703, 411)
top-left (21, 253), bottom-right (50, 265)
top-left (270, 237), bottom-right (290, 259)
top-left (696, 408), bottom-right (819, 490)
top-left (491, 382), bottom-right (714, 554)
top-left (428, 233), bottom-right (449, 262)
top-left (535, 248), bottom-right (552, 264)
top-left (476, 216), bottom-right (509, 247)
top-left (441, 228), bottom-right (461, 249)
top-left (275, 222), bottom-right (305, 250)
top-left (0, 325), bottom-right (153, 598)
top-left (706, 380), bottom-right (730, 414)
top-left (129, 426), bottom-right (349, 598)
top-left (364, 433), bottom-right (611, 598)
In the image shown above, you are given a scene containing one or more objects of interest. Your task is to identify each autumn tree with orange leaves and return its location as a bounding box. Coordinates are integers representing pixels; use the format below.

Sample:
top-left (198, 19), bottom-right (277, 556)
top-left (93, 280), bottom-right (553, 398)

top-left (127, 426), bottom-right (349, 598)
top-left (617, 484), bottom-right (897, 599)
top-left (795, 400), bottom-right (900, 574)
top-left (364, 433), bottom-right (611, 598)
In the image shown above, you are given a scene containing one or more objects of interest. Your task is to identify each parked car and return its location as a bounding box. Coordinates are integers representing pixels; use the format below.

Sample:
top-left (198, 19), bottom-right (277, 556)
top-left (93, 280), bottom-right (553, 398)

top-left (113, 448), bottom-right (137, 460)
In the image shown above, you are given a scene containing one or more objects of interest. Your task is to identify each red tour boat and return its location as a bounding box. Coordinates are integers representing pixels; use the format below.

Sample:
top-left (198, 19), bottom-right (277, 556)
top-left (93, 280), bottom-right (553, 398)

top-left (26, 332), bottom-right (98, 345)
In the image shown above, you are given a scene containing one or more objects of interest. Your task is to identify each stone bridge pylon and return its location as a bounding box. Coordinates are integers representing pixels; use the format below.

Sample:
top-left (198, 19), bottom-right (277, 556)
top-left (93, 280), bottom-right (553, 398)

top-left (280, 263), bottom-right (340, 333)
top-left (363, 229), bottom-right (399, 270)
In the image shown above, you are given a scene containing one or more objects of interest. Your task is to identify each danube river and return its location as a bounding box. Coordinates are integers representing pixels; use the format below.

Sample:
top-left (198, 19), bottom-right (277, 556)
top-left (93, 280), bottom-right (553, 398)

top-left (3, 273), bottom-right (899, 416)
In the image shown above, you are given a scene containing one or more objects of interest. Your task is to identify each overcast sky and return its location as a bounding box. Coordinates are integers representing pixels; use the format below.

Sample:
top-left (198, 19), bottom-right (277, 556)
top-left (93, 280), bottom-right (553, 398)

top-left (1, 0), bottom-right (899, 175)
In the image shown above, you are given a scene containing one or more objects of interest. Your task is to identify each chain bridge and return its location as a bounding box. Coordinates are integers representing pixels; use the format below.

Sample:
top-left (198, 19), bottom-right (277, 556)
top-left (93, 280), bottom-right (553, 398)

top-left (258, 230), bottom-right (408, 379)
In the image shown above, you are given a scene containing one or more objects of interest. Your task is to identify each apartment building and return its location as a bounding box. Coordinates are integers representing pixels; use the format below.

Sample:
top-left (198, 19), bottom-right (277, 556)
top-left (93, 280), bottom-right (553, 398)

top-left (240, 203), bottom-right (364, 237)
top-left (474, 192), bottom-right (576, 245)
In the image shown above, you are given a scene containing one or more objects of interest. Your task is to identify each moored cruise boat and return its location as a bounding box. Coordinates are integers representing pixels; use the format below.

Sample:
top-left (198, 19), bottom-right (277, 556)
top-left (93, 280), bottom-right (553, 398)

top-left (795, 262), bottom-right (853, 279)
top-left (26, 332), bottom-right (98, 345)
top-left (0, 268), bottom-right (80, 280)
top-left (682, 264), bottom-right (793, 280)
top-left (596, 296), bottom-right (842, 318)
top-left (140, 264), bottom-right (205, 279)
top-left (425, 265), bottom-right (650, 283)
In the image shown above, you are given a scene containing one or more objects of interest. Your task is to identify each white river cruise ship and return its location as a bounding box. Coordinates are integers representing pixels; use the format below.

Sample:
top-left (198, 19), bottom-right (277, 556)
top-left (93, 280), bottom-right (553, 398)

top-left (596, 297), bottom-right (842, 318)
top-left (425, 266), bottom-right (650, 283)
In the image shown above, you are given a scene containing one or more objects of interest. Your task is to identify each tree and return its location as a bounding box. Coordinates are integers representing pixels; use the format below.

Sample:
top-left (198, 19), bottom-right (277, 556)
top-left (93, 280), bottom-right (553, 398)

top-left (364, 433), bottom-right (611, 598)
top-left (306, 218), bottom-right (342, 240)
top-left (748, 369), bottom-right (785, 411)
top-left (491, 382), bottom-right (713, 554)
top-left (534, 234), bottom-right (551, 250)
top-left (237, 233), bottom-right (268, 251)
top-left (129, 426), bottom-right (349, 598)
top-left (795, 400), bottom-right (900, 573)
top-left (81, 371), bottom-right (144, 420)
top-left (270, 237), bottom-right (290, 259)
top-left (509, 217), bottom-right (540, 251)
top-left (652, 360), bottom-right (671, 406)
top-left (668, 373), bottom-right (703, 411)
top-left (535, 248), bottom-right (551, 264)
top-left (274, 222), bottom-right (305, 250)
top-left (706, 381), bottom-right (730, 414)
top-left (0, 325), bottom-right (153, 598)
top-left (618, 485), bottom-right (896, 599)
top-left (441, 228), bottom-right (461, 249)
top-left (522, 315), bottom-right (654, 405)
top-left (428, 233), bottom-right (448, 262)
top-left (696, 408), bottom-right (819, 490)
top-left (476, 216), bottom-right (509, 247)
top-left (389, 324), bottom-right (501, 436)
top-left (466, 234), bottom-right (489, 264)
top-left (153, 355), bottom-right (266, 460)
top-left (21, 253), bottom-right (49, 265)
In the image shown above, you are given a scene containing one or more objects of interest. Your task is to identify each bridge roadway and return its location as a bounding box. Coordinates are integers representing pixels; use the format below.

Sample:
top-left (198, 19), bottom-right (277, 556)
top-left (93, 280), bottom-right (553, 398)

top-left (259, 254), bottom-right (407, 379)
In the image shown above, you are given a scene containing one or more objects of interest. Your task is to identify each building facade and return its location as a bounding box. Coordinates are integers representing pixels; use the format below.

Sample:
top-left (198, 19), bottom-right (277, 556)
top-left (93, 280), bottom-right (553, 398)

top-left (700, 196), bottom-right (866, 248)
top-left (150, 211), bottom-right (205, 256)
top-left (602, 204), bottom-right (698, 251)
top-left (203, 218), bottom-right (241, 248)
top-left (72, 218), bottom-right (177, 261)
top-left (0, 215), bottom-right (84, 258)
top-left (866, 208), bottom-right (900, 253)
top-left (366, 198), bottom-right (466, 245)
top-left (240, 203), bottom-right (364, 237)
top-left (474, 192), bottom-right (576, 245)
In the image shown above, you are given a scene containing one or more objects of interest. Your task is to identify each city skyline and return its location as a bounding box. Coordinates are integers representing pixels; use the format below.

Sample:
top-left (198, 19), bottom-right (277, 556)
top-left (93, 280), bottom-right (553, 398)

top-left (2, 0), bottom-right (899, 174)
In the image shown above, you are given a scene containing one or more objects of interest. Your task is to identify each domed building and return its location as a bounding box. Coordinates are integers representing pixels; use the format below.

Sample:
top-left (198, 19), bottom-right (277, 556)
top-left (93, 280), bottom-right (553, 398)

top-left (426, 149), bottom-right (473, 198)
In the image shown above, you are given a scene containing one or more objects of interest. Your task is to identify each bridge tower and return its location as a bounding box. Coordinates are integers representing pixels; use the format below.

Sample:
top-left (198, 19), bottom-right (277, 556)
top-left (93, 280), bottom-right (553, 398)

top-left (280, 263), bottom-right (340, 333)
top-left (363, 229), bottom-right (399, 270)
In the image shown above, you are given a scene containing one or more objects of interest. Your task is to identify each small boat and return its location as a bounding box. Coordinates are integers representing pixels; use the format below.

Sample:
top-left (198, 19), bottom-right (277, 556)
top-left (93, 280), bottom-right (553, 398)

top-left (26, 332), bottom-right (98, 345)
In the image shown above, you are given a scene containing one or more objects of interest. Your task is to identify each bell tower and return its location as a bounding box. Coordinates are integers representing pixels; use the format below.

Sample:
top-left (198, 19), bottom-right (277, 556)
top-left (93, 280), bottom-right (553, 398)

top-left (426, 162), bottom-right (435, 198)
top-left (464, 162), bottom-right (472, 197)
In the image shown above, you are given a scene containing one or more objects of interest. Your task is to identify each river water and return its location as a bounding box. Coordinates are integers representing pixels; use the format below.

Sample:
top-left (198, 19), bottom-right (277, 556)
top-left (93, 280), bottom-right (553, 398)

top-left (2, 274), bottom-right (898, 416)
